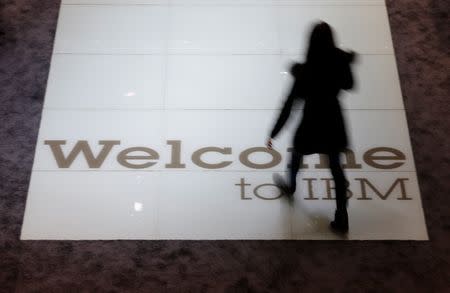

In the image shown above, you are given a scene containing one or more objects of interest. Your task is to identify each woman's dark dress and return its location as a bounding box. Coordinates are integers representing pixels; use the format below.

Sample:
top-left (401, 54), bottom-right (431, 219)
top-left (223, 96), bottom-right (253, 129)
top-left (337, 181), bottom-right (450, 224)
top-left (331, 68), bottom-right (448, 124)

top-left (270, 48), bottom-right (354, 154)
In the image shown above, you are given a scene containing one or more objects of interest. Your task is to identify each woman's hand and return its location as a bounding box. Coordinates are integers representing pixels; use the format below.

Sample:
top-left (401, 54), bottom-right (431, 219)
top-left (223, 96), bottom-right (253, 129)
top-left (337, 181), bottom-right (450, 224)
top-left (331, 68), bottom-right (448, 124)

top-left (266, 138), bottom-right (273, 150)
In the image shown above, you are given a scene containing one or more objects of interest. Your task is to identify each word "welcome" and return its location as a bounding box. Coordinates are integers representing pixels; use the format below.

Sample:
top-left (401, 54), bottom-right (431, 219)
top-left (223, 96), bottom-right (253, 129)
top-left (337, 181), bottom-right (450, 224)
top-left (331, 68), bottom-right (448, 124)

top-left (44, 140), bottom-right (407, 170)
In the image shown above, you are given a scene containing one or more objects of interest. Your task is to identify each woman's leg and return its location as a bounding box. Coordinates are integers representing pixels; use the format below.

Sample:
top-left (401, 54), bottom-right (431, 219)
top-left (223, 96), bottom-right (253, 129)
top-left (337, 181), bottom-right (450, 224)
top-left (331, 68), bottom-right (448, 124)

top-left (328, 152), bottom-right (347, 211)
top-left (328, 152), bottom-right (349, 232)
top-left (289, 151), bottom-right (303, 192)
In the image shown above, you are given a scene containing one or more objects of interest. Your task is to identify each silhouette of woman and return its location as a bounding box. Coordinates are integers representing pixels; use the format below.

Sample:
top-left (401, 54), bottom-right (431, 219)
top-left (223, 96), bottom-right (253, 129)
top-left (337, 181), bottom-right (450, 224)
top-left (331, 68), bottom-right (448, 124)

top-left (267, 22), bottom-right (356, 233)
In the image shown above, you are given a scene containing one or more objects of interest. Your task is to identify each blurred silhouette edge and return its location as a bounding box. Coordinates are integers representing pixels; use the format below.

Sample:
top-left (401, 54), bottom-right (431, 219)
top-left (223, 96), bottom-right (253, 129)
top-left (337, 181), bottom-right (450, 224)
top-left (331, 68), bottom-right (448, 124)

top-left (267, 21), bottom-right (357, 234)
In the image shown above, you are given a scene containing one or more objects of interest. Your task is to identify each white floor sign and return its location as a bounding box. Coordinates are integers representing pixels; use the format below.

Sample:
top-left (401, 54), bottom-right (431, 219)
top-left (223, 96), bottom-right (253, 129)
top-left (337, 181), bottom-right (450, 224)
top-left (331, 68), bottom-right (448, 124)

top-left (21, 0), bottom-right (428, 240)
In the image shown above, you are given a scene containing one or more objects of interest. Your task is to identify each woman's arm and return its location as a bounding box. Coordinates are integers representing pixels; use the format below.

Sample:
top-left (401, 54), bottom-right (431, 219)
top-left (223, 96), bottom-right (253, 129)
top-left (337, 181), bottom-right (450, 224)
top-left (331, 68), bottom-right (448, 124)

top-left (270, 81), bottom-right (298, 139)
top-left (340, 51), bottom-right (356, 90)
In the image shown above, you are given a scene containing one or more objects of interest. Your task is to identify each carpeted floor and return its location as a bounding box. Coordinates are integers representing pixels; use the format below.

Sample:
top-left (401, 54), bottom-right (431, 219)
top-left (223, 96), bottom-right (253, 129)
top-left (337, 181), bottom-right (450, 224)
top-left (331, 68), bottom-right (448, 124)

top-left (1, 0), bottom-right (449, 292)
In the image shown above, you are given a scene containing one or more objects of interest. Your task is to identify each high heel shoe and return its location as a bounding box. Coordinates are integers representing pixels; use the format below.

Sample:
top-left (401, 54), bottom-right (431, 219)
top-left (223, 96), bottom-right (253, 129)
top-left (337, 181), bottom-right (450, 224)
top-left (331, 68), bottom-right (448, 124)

top-left (330, 209), bottom-right (349, 233)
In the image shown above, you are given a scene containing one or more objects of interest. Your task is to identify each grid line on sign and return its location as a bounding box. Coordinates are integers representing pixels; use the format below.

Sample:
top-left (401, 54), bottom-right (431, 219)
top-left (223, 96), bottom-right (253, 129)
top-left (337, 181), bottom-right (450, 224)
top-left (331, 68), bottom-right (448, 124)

top-left (62, 4), bottom-right (170, 7)
top-left (161, 2), bottom-right (170, 112)
top-left (60, 3), bottom-right (386, 8)
top-left (42, 108), bottom-right (407, 111)
top-left (32, 170), bottom-right (420, 173)
top-left (52, 53), bottom-right (395, 56)
top-left (155, 0), bottom-right (172, 239)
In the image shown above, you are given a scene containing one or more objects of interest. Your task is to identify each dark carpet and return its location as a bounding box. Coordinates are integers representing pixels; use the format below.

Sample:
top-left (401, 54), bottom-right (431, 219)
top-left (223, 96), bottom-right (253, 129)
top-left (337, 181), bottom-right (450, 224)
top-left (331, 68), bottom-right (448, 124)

top-left (1, 0), bottom-right (449, 292)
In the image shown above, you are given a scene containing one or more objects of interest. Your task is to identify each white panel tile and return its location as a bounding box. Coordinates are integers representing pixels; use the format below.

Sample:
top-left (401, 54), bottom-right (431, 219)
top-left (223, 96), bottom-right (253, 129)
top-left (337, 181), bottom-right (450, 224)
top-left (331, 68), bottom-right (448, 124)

top-left (45, 55), bottom-right (165, 109)
top-left (21, 172), bottom-right (161, 240)
top-left (168, 6), bottom-right (278, 54)
top-left (157, 172), bottom-right (291, 239)
top-left (54, 5), bottom-right (168, 54)
top-left (165, 110), bottom-right (416, 172)
top-left (278, 5), bottom-right (394, 55)
top-left (166, 55), bottom-right (284, 109)
top-left (33, 110), bottom-right (167, 170)
top-left (341, 55), bottom-right (404, 109)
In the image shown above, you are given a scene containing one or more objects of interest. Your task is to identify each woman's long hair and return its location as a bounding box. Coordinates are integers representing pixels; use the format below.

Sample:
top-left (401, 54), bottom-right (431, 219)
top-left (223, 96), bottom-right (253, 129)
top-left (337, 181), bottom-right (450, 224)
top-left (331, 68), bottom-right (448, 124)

top-left (301, 21), bottom-right (349, 96)
top-left (306, 22), bottom-right (337, 65)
